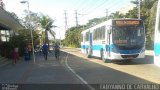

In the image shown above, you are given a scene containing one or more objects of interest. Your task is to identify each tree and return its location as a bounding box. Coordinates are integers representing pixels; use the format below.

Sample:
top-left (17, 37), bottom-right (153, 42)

top-left (39, 15), bottom-right (55, 49)
top-left (64, 26), bottom-right (83, 47)
top-left (125, 7), bottom-right (138, 18)
top-left (20, 10), bottom-right (43, 46)
top-left (21, 10), bottom-right (41, 30)
top-left (108, 11), bottom-right (124, 19)
top-left (144, 0), bottom-right (158, 49)
top-left (86, 18), bottom-right (102, 28)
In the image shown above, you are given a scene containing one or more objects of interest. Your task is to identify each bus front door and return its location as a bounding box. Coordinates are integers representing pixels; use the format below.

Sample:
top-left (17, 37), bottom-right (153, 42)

top-left (107, 29), bottom-right (111, 58)
top-left (89, 33), bottom-right (93, 56)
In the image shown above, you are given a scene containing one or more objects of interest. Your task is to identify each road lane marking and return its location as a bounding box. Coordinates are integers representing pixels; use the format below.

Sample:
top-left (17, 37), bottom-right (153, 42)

top-left (65, 53), bottom-right (95, 90)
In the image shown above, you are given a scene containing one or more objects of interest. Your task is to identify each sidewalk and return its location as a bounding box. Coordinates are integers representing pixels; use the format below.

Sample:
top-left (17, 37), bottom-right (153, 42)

top-left (0, 56), bottom-right (24, 68)
top-left (0, 56), bottom-right (12, 68)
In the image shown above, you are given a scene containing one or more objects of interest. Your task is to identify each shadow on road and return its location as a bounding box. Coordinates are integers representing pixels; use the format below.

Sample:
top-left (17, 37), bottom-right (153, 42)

top-left (63, 48), bottom-right (155, 65)
top-left (113, 55), bottom-right (154, 65)
top-left (66, 53), bottom-right (155, 84)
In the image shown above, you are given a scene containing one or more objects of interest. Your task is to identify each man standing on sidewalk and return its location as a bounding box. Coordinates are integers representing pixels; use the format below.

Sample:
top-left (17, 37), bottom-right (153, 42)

top-left (42, 42), bottom-right (48, 60)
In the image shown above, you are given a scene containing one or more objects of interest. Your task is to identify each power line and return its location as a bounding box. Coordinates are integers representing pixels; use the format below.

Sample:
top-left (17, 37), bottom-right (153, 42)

top-left (74, 0), bottom-right (124, 17)
top-left (79, 0), bottom-right (118, 16)
top-left (107, 0), bottom-right (133, 14)
top-left (79, 0), bottom-right (102, 11)
top-left (76, 0), bottom-right (93, 10)
top-left (71, 0), bottom-right (135, 26)
top-left (108, 2), bottom-right (124, 12)
top-left (84, 0), bottom-right (107, 15)
top-left (71, 0), bottom-right (88, 10)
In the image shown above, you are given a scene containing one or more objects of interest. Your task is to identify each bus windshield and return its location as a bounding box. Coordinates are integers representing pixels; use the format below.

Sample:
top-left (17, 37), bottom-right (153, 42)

top-left (112, 26), bottom-right (145, 50)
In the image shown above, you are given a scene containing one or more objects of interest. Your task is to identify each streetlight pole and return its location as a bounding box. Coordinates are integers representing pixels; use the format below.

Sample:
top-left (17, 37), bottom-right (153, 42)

top-left (138, 0), bottom-right (141, 19)
top-left (20, 0), bottom-right (36, 64)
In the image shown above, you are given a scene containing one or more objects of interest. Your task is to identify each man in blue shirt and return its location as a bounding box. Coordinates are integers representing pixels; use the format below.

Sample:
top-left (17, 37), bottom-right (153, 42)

top-left (42, 42), bottom-right (48, 60)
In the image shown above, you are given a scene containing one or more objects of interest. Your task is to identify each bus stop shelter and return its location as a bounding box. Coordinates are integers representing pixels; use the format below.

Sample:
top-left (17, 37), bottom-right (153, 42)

top-left (0, 7), bottom-right (24, 31)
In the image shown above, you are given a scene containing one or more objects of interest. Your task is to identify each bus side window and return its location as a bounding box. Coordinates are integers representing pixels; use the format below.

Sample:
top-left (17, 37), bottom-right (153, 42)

top-left (86, 32), bottom-right (88, 41)
top-left (137, 29), bottom-right (141, 36)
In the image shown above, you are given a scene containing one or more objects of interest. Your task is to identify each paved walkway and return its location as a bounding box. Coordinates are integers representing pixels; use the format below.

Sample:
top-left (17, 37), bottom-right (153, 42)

top-left (0, 55), bottom-right (28, 68)
top-left (0, 56), bottom-right (12, 68)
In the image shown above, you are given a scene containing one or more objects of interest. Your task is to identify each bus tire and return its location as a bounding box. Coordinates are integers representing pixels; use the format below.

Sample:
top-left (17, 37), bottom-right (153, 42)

top-left (105, 59), bottom-right (111, 63)
top-left (86, 48), bottom-right (91, 58)
top-left (102, 58), bottom-right (106, 63)
top-left (87, 54), bottom-right (91, 58)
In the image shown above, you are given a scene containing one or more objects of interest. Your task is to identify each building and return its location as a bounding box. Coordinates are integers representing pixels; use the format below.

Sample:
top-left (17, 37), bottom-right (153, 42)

top-left (0, 1), bottom-right (24, 57)
top-left (0, 1), bottom-right (24, 41)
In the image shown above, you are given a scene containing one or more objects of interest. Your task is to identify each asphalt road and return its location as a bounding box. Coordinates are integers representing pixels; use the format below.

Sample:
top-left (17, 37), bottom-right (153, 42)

top-left (0, 50), bottom-right (159, 90)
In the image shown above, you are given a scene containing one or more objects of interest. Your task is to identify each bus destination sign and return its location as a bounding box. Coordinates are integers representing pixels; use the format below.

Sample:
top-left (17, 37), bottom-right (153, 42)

top-left (115, 20), bottom-right (140, 26)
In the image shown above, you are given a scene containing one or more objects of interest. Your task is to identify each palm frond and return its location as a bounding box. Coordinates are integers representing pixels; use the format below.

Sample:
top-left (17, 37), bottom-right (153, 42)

top-left (49, 30), bottom-right (55, 39)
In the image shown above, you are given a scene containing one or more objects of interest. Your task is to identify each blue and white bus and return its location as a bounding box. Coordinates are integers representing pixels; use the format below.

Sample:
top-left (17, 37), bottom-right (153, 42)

top-left (154, 0), bottom-right (160, 67)
top-left (81, 18), bottom-right (145, 62)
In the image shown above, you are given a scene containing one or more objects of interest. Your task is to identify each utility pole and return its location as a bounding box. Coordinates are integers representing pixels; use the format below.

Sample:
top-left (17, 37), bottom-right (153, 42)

top-left (20, 0), bottom-right (35, 64)
top-left (106, 9), bottom-right (108, 20)
top-left (75, 10), bottom-right (78, 26)
top-left (64, 10), bottom-right (68, 32)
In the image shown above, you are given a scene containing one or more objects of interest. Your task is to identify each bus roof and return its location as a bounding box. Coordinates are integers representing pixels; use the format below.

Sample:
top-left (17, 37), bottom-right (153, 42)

top-left (81, 29), bottom-right (90, 34)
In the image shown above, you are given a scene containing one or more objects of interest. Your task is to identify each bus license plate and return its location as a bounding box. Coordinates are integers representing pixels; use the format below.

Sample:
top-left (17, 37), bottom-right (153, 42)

top-left (127, 57), bottom-right (133, 59)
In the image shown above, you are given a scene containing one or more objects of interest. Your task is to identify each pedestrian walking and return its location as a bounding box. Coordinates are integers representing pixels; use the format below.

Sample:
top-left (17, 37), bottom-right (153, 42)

top-left (42, 42), bottom-right (48, 60)
top-left (11, 47), bottom-right (19, 64)
top-left (54, 43), bottom-right (60, 60)
top-left (27, 44), bottom-right (32, 60)
top-left (24, 46), bottom-right (29, 61)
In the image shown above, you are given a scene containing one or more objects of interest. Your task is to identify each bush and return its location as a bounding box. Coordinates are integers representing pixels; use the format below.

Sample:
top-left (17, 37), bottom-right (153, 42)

top-left (0, 42), bottom-right (12, 58)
